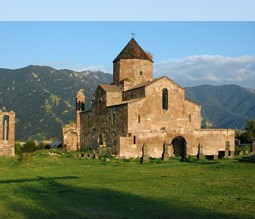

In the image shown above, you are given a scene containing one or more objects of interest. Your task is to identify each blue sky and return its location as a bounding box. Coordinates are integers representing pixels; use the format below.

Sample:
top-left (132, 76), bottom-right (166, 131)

top-left (1, 0), bottom-right (255, 21)
top-left (0, 1), bottom-right (255, 88)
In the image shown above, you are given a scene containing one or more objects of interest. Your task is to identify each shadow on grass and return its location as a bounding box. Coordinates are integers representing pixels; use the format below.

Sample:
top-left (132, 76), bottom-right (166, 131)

top-left (0, 176), bottom-right (79, 184)
top-left (238, 159), bottom-right (255, 163)
top-left (2, 177), bottom-right (242, 219)
top-left (186, 161), bottom-right (220, 165)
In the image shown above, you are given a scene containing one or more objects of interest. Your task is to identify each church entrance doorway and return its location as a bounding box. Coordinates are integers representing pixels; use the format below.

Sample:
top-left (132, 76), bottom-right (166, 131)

top-left (172, 136), bottom-right (187, 161)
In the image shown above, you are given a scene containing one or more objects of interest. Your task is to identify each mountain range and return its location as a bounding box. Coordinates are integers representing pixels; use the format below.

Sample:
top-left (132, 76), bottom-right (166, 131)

top-left (0, 65), bottom-right (254, 140)
top-left (0, 65), bottom-right (112, 140)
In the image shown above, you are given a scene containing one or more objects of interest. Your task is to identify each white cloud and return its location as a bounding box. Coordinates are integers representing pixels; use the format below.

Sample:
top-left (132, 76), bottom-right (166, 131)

top-left (154, 55), bottom-right (255, 88)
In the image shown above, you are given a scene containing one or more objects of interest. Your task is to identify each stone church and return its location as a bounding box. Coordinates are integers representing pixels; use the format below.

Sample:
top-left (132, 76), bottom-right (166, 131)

top-left (63, 38), bottom-right (235, 159)
top-left (0, 111), bottom-right (15, 156)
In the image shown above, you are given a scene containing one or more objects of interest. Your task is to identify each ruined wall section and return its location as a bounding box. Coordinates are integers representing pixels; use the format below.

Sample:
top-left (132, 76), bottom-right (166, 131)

top-left (0, 111), bottom-right (15, 156)
top-left (62, 123), bottom-right (78, 151)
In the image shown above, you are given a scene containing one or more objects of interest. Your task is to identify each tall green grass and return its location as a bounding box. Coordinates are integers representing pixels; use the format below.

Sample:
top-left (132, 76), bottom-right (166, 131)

top-left (0, 151), bottom-right (254, 219)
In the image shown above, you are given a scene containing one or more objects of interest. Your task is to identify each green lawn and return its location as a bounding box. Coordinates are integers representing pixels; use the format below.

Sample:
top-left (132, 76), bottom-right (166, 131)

top-left (0, 152), bottom-right (254, 219)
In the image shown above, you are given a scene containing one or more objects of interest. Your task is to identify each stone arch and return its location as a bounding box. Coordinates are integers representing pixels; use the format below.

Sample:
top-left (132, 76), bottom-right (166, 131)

top-left (3, 115), bottom-right (9, 140)
top-left (171, 136), bottom-right (187, 161)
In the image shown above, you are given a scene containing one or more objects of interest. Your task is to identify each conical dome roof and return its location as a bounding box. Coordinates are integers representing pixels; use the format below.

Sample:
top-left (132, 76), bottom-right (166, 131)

top-left (113, 38), bottom-right (153, 63)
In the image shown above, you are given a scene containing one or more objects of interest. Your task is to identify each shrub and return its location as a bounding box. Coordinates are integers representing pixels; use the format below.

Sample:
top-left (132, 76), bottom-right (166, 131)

top-left (81, 145), bottom-right (94, 153)
top-left (98, 147), bottom-right (113, 159)
top-left (22, 140), bottom-right (37, 153)
top-left (15, 142), bottom-right (23, 156)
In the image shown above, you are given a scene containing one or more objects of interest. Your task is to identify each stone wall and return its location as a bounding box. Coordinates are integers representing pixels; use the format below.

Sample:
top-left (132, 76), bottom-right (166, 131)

top-left (105, 91), bottom-right (122, 107)
top-left (123, 87), bottom-right (145, 101)
top-left (80, 103), bottom-right (128, 150)
top-left (127, 77), bottom-right (201, 134)
top-left (62, 123), bottom-right (78, 151)
top-left (0, 111), bottom-right (15, 157)
top-left (113, 59), bottom-right (153, 86)
top-left (118, 128), bottom-right (235, 159)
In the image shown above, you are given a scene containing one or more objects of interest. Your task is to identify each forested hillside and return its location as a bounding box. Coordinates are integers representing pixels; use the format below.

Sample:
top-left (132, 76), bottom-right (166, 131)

top-left (0, 66), bottom-right (112, 140)
top-left (186, 84), bottom-right (255, 129)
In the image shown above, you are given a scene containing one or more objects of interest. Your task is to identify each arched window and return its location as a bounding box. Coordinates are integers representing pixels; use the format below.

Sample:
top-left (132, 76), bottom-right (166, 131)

top-left (133, 136), bottom-right (136, 144)
top-left (162, 89), bottom-right (168, 110)
top-left (3, 115), bottom-right (9, 140)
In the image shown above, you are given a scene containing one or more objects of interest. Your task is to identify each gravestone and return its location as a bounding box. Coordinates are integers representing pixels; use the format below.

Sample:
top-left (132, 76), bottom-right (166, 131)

top-left (162, 142), bottom-right (169, 161)
top-left (141, 143), bottom-right (149, 163)
top-left (225, 141), bottom-right (230, 156)
top-left (251, 138), bottom-right (255, 154)
top-left (93, 150), bottom-right (98, 159)
top-left (197, 143), bottom-right (204, 160)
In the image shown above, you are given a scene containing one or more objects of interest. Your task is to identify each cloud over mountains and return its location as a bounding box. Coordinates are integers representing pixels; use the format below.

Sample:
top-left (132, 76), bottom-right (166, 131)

top-left (154, 55), bottom-right (255, 88)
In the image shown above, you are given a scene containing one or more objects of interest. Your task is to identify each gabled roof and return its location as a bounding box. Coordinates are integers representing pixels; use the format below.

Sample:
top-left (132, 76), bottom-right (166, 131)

top-left (99, 84), bottom-right (122, 92)
top-left (124, 76), bottom-right (184, 92)
top-left (113, 38), bottom-right (153, 63)
top-left (129, 77), bottom-right (163, 90)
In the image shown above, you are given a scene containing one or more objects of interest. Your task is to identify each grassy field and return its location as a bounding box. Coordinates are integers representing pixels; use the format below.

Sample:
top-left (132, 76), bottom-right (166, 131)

top-left (0, 151), bottom-right (254, 219)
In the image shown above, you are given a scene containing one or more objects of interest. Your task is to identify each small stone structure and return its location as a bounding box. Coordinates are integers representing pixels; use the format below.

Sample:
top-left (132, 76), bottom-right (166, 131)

top-left (141, 143), bottom-right (149, 163)
top-left (197, 143), bottom-right (204, 160)
top-left (0, 111), bottom-right (15, 156)
top-left (62, 89), bottom-right (85, 151)
top-left (162, 142), bottom-right (169, 161)
top-left (251, 138), bottom-right (255, 154)
top-left (63, 38), bottom-right (235, 159)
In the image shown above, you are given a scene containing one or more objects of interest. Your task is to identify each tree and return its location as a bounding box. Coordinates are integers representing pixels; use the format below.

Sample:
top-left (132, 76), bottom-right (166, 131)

top-left (245, 119), bottom-right (255, 136)
top-left (237, 119), bottom-right (255, 143)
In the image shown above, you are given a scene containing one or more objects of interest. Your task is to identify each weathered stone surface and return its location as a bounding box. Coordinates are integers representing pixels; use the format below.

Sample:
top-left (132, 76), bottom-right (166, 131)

top-left (0, 111), bottom-right (15, 157)
top-left (162, 142), bottom-right (169, 161)
top-left (141, 143), bottom-right (149, 163)
top-left (62, 89), bottom-right (85, 151)
top-left (63, 38), bottom-right (235, 159)
top-left (251, 138), bottom-right (255, 154)
top-left (197, 144), bottom-right (204, 160)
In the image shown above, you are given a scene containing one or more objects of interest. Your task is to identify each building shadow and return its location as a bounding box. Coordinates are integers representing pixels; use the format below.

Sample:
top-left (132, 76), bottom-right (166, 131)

top-left (1, 176), bottom-right (242, 219)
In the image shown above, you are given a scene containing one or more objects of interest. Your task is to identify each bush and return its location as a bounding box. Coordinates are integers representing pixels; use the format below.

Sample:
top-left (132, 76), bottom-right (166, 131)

top-left (235, 145), bottom-right (251, 156)
top-left (81, 145), bottom-right (94, 153)
top-left (15, 142), bottom-right (23, 156)
top-left (98, 147), bottom-right (113, 159)
top-left (22, 140), bottom-right (37, 153)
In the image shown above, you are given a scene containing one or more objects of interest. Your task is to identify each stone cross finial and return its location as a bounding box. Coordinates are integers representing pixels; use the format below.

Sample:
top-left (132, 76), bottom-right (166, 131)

top-left (131, 31), bottom-right (136, 38)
